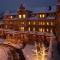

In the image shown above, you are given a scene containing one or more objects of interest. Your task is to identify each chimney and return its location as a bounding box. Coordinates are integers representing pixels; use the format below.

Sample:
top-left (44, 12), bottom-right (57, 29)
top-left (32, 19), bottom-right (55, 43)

top-left (49, 6), bottom-right (51, 11)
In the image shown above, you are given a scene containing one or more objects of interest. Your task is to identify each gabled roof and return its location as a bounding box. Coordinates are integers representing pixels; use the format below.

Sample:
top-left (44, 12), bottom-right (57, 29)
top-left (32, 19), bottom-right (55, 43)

top-left (4, 10), bottom-right (17, 16)
top-left (32, 6), bottom-right (56, 13)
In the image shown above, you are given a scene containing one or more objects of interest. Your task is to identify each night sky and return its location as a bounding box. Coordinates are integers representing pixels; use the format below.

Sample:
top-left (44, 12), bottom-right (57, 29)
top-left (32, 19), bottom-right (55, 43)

top-left (0, 0), bottom-right (56, 13)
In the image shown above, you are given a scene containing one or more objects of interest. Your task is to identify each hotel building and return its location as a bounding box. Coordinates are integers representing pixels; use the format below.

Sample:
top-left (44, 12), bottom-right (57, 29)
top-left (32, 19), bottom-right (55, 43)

top-left (0, 0), bottom-right (60, 43)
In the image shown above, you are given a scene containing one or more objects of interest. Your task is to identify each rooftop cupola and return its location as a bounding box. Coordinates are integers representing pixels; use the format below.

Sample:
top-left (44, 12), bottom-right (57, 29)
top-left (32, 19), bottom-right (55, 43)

top-left (19, 3), bottom-right (25, 10)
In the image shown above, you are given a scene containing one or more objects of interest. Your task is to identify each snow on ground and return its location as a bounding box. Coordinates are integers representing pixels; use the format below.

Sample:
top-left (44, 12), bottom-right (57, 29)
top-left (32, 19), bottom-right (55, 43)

top-left (23, 44), bottom-right (36, 60)
top-left (0, 38), bottom-right (4, 43)
top-left (0, 36), bottom-right (60, 60)
top-left (48, 37), bottom-right (60, 60)
top-left (0, 47), bottom-right (9, 60)
top-left (23, 40), bottom-right (60, 60)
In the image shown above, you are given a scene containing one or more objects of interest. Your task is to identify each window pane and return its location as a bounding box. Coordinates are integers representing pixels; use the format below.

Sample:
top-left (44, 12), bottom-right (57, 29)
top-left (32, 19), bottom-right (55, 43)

top-left (23, 14), bottom-right (26, 18)
top-left (19, 15), bottom-right (21, 18)
top-left (28, 27), bottom-right (30, 31)
top-left (33, 21), bottom-right (35, 25)
top-left (33, 27), bottom-right (35, 31)
top-left (47, 22), bottom-right (49, 25)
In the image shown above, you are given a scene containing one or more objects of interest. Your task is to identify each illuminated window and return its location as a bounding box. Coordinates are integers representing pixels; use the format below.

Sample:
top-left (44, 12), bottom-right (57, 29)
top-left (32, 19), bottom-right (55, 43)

top-left (28, 27), bottom-right (30, 31)
top-left (23, 14), bottom-right (26, 18)
top-left (50, 29), bottom-right (53, 32)
top-left (43, 28), bottom-right (45, 32)
top-left (47, 28), bottom-right (49, 32)
top-left (22, 22), bottom-right (24, 24)
top-left (21, 27), bottom-right (24, 31)
top-left (39, 22), bottom-right (43, 25)
top-left (39, 14), bottom-right (45, 18)
top-left (21, 22), bottom-right (24, 24)
top-left (28, 21), bottom-right (30, 25)
top-left (40, 14), bottom-right (42, 18)
top-left (51, 22), bottom-right (53, 26)
top-left (43, 22), bottom-right (45, 25)
top-left (42, 14), bottom-right (45, 18)
top-left (11, 16), bottom-right (12, 19)
top-left (41, 22), bottom-right (43, 25)
top-left (33, 27), bottom-right (35, 31)
top-left (19, 15), bottom-right (21, 18)
top-left (47, 22), bottom-right (49, 25)
top-left (39, 28), bottom-right (43, 32)
top-left (33, 21), bottom-right (35, 25)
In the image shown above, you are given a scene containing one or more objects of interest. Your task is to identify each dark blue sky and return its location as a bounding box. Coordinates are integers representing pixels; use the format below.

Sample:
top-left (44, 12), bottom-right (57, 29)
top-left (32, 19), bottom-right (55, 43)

top-left (0, 0), bottom-right (56, 13)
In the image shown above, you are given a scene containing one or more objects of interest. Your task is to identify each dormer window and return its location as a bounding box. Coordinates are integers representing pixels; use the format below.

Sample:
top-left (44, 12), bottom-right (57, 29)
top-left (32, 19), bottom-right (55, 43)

top-left (23, 14), bottom-right (26, 18)
top-left (19, 15), bottom-right (22, 18)
top-left (39, 14), bottom-right (45, 18)
top-left (42, 14), bottom-right (45, 18)
top-left (19, 14), bottom-right (26, 19)
top-left (40, 14), bottom-right (42, 18)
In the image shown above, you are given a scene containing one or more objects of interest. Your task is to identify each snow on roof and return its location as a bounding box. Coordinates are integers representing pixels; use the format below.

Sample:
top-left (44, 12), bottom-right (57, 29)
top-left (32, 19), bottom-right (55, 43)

top-left (4, 5), bottom-right (56, 16)
top-left (27, 16), bottom-right (55, 20)
top-left (44, 32), bottom-right (55, 37)
top-left (5, 30), bottom-right (19, 34)
top-left (0, 21), bottom-right (4, 24)
top-left (33, 6), bottom-right (56, 13)
top-left (27, 31), bottom-right (36, 34)
top-left (27, 17), bottom-right (39, 20)
top-left (9, 12), bottom-right (17, 15)
top-left (0, 38), bottom-right (4, 43)
top-left (37, 32), bottom-right (44, 35)
top-left (4, 10), bottom-right (17, 16)
top-left (57, 3), bottom-right (60, 5)
top-left (4, 10), bottom-right (10, 16)
top-left (4, 29), bottom-right (28, 34)
top-left (46, 16), bottom-right (55, 19)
